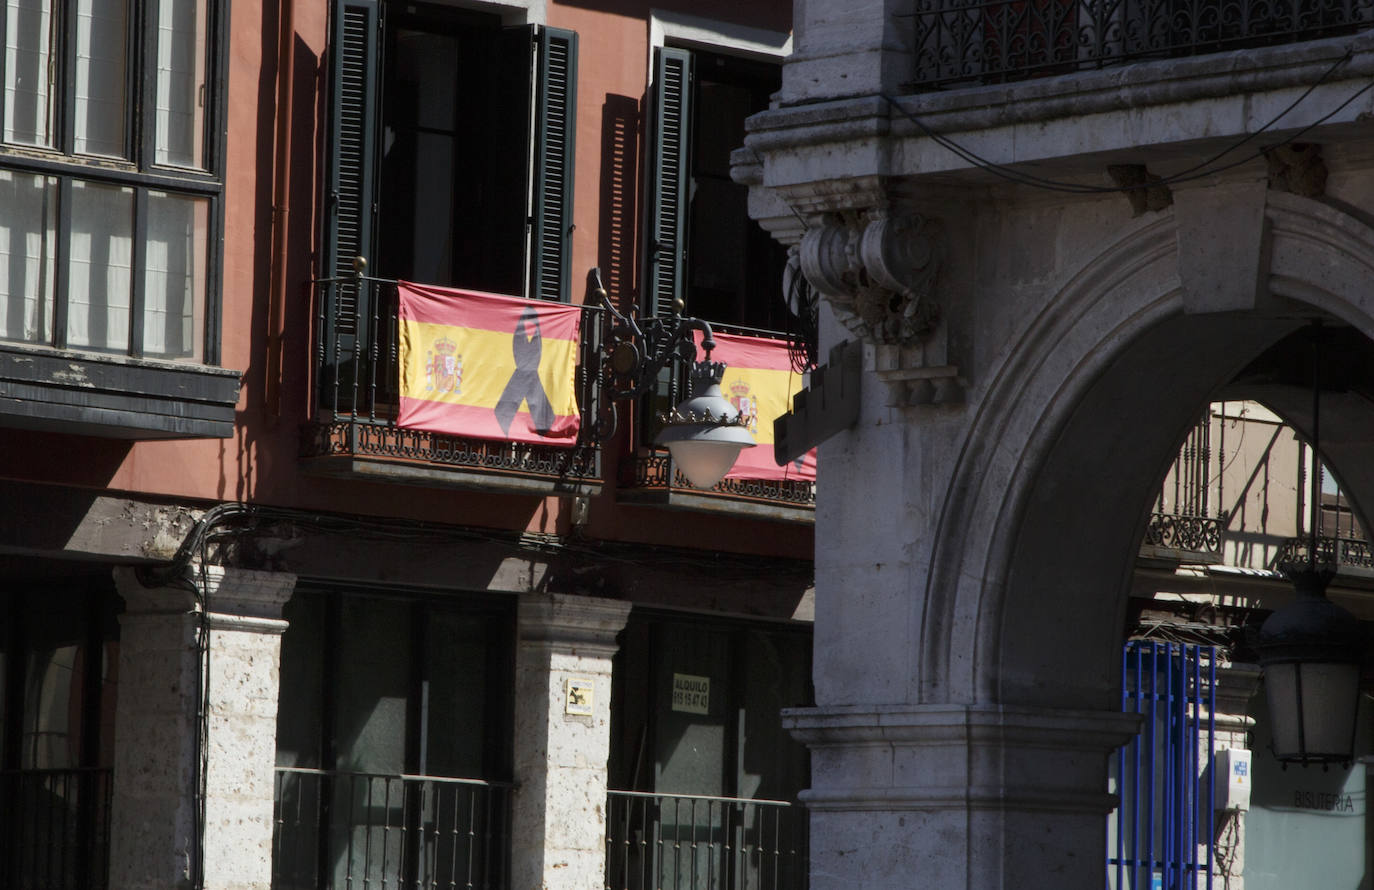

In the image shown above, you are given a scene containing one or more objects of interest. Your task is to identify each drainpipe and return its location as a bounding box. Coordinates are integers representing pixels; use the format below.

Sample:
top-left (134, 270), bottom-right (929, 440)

top-left (264, 0), bottom-right (296, 423)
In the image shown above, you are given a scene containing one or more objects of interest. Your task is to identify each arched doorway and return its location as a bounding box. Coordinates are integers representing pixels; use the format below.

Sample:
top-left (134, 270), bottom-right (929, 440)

top-left (793, 190), bottom-right (1374, 890)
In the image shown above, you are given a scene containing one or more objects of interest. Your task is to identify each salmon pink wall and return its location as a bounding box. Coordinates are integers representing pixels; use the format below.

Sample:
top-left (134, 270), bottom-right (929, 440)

top-left (0, 0), bottom-right (807, 558)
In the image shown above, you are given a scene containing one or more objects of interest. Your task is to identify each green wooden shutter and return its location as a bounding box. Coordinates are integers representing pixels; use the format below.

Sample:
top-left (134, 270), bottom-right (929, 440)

top-left (320, 0), bottom-right (382, 410)
top-left (322, 0), bottom-right (381, 289)
top-left (531, 27), bottom-right (578, 303)
top-left (323, 0), bottom-right (381, 286)
top-left (644, 47), bottom-right (692, 318)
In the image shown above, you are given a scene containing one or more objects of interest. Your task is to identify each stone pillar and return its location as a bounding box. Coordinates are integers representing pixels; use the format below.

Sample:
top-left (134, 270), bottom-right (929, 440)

top-left (511, 593), bottom-right (632, 890)
top-left (782, 0), bottom-right (916, 103)
top-left (110, 567), bottom-right (296, 890)
top-left (786, 703), bottom-right (1142, 890)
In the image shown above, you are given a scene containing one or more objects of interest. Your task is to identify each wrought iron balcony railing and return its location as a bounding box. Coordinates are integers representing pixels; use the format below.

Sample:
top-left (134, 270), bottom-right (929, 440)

top-left (618, 451), bottom-right (816, 519)
top-left (912, 0), bottom-right (1374, 89)
top-left (0, 767), bottom-right (112, 890)
top-left (1141, 511), bottom-right (1226, 560)
top-left (605, 790), bottom-right (807, 890)
top-left (1276, 534), bottom-right (1374, 569)
top-left (272, 767), bottom-right (512, 890)
top-left (305, 277), bottom-right (603, 491)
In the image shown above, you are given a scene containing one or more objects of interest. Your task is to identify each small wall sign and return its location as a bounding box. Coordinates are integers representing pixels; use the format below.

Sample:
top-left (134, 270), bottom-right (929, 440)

top-left (565, 678), bottom-right (594, 716)
top-left (672, 673), bottom-right (710, 715)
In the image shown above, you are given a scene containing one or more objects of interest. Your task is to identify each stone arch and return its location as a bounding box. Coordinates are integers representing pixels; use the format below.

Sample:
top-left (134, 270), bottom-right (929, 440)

top-left (921, 190), bottom-right (1374, 713)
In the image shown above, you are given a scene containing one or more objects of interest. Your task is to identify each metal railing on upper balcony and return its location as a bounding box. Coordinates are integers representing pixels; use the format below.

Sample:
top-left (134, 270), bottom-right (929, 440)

top-left (1277, 534), bottom-right (1374, 569)
top-left (618, 454), bottom-right (817, 507)
top-left (0, 767), bottom-right (112, 890)
top-left (306, 277), bottom-right (603, 485)
top-left (911, 0), bottom-right (1374, 89)
top-left (271, 767), bottom-right (512, 890)
top-left (1142, 410), bottom-right (1226, 561)
top-left (605, 790), bottom-right (808, 890)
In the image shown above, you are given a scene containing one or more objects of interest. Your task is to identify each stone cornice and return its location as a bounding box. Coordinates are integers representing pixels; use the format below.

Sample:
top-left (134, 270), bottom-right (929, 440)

top-left (740, 32), bottom-right (1374, 191)
top-left (518, 593), bottom-right (633, 656)
top-left (783, 702), bottom-right (1142, 749)
top-left (800, 785), bottom-right (1123, 814)
top-left (752, 31), bottom-right (1374, 145)
top-left (784, 703), bottom-right (1141, 815)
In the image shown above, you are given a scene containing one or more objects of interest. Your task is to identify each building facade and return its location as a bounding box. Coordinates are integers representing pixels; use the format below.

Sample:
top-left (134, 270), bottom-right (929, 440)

top-left (0, 1), bottom-right (817, 889)
top-left (740, 2), bottom-right (1374, 889)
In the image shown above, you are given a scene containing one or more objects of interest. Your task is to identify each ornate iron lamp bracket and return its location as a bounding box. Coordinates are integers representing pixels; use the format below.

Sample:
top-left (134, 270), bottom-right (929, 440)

top-left (590, 267), bottom-right (720, 400)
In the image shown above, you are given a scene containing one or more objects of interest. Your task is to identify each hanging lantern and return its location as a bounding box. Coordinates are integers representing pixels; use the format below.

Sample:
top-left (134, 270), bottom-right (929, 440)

top-left (1257, 566), bottom-right (1362, 767)
top-left (1257, 319), bottom-right (1364, 768)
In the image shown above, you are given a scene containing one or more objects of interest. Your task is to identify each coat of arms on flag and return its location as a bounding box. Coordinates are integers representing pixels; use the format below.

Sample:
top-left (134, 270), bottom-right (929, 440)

top-left (397, 281), bottom-right (582, 446)
top-left (697, 331), bottom-right (817, 482)
top-left (425, 336), bottom-right (463, 395)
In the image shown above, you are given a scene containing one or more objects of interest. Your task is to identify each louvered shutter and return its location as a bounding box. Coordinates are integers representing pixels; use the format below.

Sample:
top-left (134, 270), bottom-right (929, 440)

top-left (323, 0), bottom-right (380, 279)
top-left (644, 47), bottom-right (692, 318)
top-left (322, 0), bottom-right (381, 329)
top-left (531, 27), bottom-right (577, 303)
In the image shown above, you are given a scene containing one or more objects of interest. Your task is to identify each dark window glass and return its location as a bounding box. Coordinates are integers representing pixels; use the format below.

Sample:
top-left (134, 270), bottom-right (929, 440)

top-left (375, 7), bottom-right (530, 294)
top-left (684, 52), bottom-right (787, 331)
top-left (0, 585), bottom-right (119, 890)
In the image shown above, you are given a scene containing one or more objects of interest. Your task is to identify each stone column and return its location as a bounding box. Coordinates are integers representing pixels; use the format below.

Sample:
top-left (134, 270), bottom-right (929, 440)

top-left (511, 593), bottom-right (632, 890)
top-left (110, 567), bottom-right (296, 890)
top-left (786, 703), bottom-right (1142, 890)
top-left (782, 0), bottom-right (916, 103)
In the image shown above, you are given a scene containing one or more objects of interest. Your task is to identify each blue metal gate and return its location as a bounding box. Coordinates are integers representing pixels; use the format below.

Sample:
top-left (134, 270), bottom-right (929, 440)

top-left (1109, 642), bottom-right (1216, 890)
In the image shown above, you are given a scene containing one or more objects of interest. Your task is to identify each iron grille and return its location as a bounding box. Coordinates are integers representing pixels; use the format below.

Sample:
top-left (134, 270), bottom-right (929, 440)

top-left (1143, 513), bottom-right (1224, 556)
top-left (0, 768), bottom-right (112, 890)
top-left (1276, 534), bottom-right (1374, 569)
top-left (1109, 642), bottom-right (1216, 890)
top-left (272, 768), bottom-right (512, 890)
top-left (619, 452), bottom-right (815, 508)
top-left (912, 0), bottom-right (1374, 89)
top-left (605, 790), bottom-right (807, 890)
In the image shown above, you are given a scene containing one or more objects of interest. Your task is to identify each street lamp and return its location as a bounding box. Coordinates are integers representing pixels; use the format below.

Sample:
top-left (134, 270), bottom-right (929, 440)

top-left (591, 268), bottom-right (754, 488)
top-left (1256, 321), bottom-right (1364, 768)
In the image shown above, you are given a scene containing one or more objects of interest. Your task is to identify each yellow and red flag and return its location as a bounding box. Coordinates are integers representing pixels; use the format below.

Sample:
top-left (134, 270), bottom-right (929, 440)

top-left (698, 331), bottom-right (817, 482)
top-left (397, 281), bottom-right (581, 445)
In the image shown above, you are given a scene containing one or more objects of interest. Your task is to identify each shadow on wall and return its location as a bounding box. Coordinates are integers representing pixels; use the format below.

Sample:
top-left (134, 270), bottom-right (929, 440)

top-left (600, 94), bottom-right (640, 306)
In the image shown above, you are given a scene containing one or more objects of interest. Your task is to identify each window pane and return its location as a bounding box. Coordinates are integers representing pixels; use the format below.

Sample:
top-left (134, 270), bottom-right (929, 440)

top-left (3, 0), bottom-right (57, 147)
top-left (333, 597), bottom-right (409, 774)
top-left (144, 191), bottom-right (205, 359)
top-left (0, 170), bottom-right (55, 344)
top-left (424, 609), bottom-right (489, 779)
top-left (74, 0), bottom-right (127, 158)
top-left (154, 0), bottom-right (206, 168)
top-left (66, 180), bottom-right (132, 352)
top-left (20, 598), bottom-right (90, 770)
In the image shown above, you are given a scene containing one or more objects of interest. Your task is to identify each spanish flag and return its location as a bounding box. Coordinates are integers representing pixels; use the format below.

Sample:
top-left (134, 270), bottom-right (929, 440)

top-left (698, 331), bottom-right (817, 482)
top-left (397, 281), bottom-right (581, 445)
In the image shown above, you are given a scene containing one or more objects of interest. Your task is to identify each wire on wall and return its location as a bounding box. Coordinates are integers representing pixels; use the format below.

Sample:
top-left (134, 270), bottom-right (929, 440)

top-left (879, 49), bottom-right (1373, 195)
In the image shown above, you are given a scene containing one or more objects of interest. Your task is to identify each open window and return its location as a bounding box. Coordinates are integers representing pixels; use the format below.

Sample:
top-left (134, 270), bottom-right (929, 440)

top-left (320, 0), bottom-right (577, 405)
top-left (644, 46), bottom-right (787, 330)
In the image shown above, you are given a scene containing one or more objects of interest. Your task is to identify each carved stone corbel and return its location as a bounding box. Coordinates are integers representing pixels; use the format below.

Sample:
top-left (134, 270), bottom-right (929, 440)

top-left (798, 210), bottom-right (962, 406)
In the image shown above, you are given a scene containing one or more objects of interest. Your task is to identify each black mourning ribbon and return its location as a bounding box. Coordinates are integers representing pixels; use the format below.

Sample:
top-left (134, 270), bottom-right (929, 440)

top-left (494, 306), bottom-right (556, 436)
